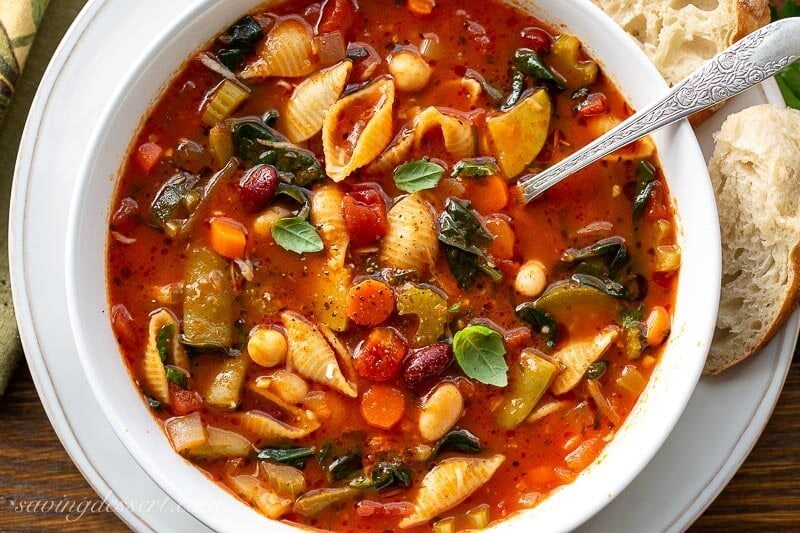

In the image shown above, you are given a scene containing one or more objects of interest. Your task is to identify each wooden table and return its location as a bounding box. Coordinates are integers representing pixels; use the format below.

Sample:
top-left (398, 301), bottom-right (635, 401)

top-left (0, 357), bottom-right (798, 531)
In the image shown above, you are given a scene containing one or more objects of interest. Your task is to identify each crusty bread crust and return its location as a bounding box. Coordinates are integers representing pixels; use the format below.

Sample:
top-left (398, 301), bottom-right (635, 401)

top-left (734, 0), bottom-right (771, 42)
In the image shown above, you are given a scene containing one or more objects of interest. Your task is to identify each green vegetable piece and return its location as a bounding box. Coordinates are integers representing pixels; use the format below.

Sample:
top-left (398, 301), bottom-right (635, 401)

top-left (259, 461), bottom-right (307, 498)
top-left (450, 157), bottom-right (500, 178)
top-left (182, 246), bottom-right (235, 348)
top-left (327, 452), bottom-right (363, 481)
top-left (394, 159), bottom-right (445, 193)
top-left (293, 487), bottom-right (361, 517)
top-left (217, 48), bottom-right (247, 71)
top-left (586, 360), bottom-right (607, 380)
top-left (150, 172), bottom-right (200, 228)
top-left (258, 143), bottom-right (323, 186)
top-left (220, 15), bottom-right (264, 49)
top-left (495, 350), bottom-right (558, 430)
top-left (561, 236), bottom-right (629, 273)
top-left (513, 48), bottom-right (566, 90)
top-left (453, 324), bottom-right (508, 387)
top-left (146, 395), bottom-right (162, 410)
top-left (165, 366), bottom-right (188, 389)
top-left (570, 273), bottom-right (636, 300)
top-left (515, 303), bottom-right (558, 350)
top-left (396, 285), bottom-right (448, 346)
top-left (620, 306), bottom-right (645, 359)
top-left (275, 183), bottom-right (312, 219)
top-left (370, 458), bottom-right (412, 490)
top-left (156, 324), bottom-right (174, 363)
top-left (430, 429), bottom-right (482, 459)
top-left (272, 216), bottom-right (324, 254)
top-left (256, 446), bottom-right (315, 468)
top-left (438, 198), bottom-right (501, 288)
top-left (533, 279), bottom-right (619, 323)
top-left (465, 68), bottom-right (504, 101)
top-left (633, 160), bottom-right (657, 219)
top-left (501, 69), bottom-right (526, 111)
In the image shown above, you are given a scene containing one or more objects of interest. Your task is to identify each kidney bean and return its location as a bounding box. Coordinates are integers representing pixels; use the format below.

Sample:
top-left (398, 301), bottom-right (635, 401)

top-left (520, 27), bottom-right (553, 56)
top-left (239, 164), bottom-right (279, 212)
top-left (111, 197), bottom-right (139, 233)
top-left (401, 342), bottom-right (453, 388)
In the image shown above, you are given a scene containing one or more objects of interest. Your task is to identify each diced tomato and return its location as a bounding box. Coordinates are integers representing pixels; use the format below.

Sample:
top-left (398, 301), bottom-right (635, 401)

top-left (317, 0), bottom-right (358, 34)
top-left (574, 93), bottom-right (608, 119)
top-left (354, 327), bottom-right (408, 381)
top-left (644, 182), bottom-right (668, 221)
top-left (520, 27), bottom-right (553, 55)
top-left (136, 142), bottom-right (163, 173)
top-left (342, 188), bottom-right (388, 247)
top-left (169, 384), bottom-right (203, 415)
top-left (356, 500), bottom-right (413, 518)
top-left (111, 197), bottom-right (139, 233)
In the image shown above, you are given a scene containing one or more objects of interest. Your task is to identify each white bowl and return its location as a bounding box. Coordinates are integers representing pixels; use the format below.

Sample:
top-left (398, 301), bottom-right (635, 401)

top-left (65, 0), bottom-right (720, 530)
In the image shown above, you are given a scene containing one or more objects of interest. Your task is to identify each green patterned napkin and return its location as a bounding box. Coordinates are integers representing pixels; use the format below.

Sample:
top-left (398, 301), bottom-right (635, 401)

top-left (0, 0), bottom-right (49, 120)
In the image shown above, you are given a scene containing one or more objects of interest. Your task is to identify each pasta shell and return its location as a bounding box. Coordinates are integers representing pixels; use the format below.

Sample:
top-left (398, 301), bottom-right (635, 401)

top-left (281, 60), bottom-right (353, 143)
top-left (322, 77), bottom-right (395, 181)
top-left (413, 107), bottom-right (476, 160)
top-left (365, 127), bottom-right (414, 176)
top-left (551, 326), bottom-right (619, 395)
top-left (485, 88), bottom-right (551, 178)
top-left (281, 311), bottom-right (357, 397)
top-left (240, 17), bottom-right (317, 80)
top-left (379, 194), bottom-right (439, 273)
top-left (242, 386), bottom-right (320, 440)
top-left (142, 309), bottom-right (180, 405)
top-left (399, 455), bottom-right (505, 529)
top-left (228, 474), bottom-right (293, 519)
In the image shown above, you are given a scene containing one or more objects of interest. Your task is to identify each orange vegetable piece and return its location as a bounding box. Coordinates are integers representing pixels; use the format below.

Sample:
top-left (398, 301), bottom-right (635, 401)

top-left (346, 279), bottom-right (395, 326)
top-left (407, 0), bottom-right (435, 15)
top-left (136, 142), bottom-right (163, 173)
top-left (463, 174), bottom-right (509, 215)
top-left (564, 437), bottom-right (604, 471)
top-left (486, 216), bottom-right (515, 260)
top-left (645, 305), bottom-right (671, 347)
top-left (360, 385), bottom-right (405, 429)
top-left (209, 217), bottom-right (247, 259)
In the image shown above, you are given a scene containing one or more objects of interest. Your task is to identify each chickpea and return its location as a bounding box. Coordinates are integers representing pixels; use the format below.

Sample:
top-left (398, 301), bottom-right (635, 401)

top-left (418, 383), bottom-right (464, 441)
top-left (247, 327), bottom-right (287, 368)
top-left (514, 260), bottom-right (547, 297)
top-left (267, 370), bottom-right (309, 404)
top-left (388, 50), bottom-right (433, 92)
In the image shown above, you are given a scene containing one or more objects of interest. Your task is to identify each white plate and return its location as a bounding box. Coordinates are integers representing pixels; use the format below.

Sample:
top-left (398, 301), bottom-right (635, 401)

top-left (9, 0), bottom-right (796, 531)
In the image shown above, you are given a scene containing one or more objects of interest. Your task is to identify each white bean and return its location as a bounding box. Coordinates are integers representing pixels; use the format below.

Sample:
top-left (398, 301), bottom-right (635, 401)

top-left (514, 260), bottom-right (547, 298)
top-left (389, 50), bottom-right (433, 92)
top-left (419, 383), bottom-right (464, 441)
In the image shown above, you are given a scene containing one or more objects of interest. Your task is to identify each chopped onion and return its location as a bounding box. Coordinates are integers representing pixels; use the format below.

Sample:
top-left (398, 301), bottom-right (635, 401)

top-left (654, 244), bottom-right (681, 272)
top-left (165, 412), bottom-right (208, 452)
top-left (314, 31), bottom-right (347, 67)
top-left (197, 52), bottom-right (238, 80)
top-left (419, 33), bottom-right (443, 60)
top-left (110, 231), bottom-right (136, 244)
top-left (234, 258), bottom-right (255, 282)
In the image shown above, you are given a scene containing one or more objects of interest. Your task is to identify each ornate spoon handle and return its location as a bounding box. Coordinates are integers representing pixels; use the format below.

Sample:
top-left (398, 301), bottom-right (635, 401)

top-left (518, 18), bottom-right (800, 203)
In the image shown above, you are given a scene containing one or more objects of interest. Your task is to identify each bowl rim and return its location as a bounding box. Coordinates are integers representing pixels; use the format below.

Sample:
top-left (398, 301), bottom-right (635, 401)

top-left (65, 0), bottom-right (720, 531)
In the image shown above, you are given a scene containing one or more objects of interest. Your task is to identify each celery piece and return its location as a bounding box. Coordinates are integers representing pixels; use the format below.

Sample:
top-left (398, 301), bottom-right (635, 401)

top-left (182, 246), bottom-right (235, 348)
top-left (202, 79), bottom-right (250, 126)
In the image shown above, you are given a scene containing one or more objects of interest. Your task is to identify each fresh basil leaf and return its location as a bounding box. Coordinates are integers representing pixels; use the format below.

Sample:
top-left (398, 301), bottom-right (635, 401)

top-left (327, 452), bottom-right (363, 481)
top-left (272, 216), bottom-right (324, 254)
top-left (513, 48), bottom-right (566, 89)
top-left (430, 429), bottom-right (482, 459)
top-left (501, 68), bottom-right (526, 111)
top-left (394, 159), bottom-right (445, 193)
top-left (370, 458), bottom-right (412, 490)
top-left (165, 366), bottom-right (188, 389)
top-left (561, 236), bottom-right (629, 273)
top-left (633, 160), bottom-right (656, 219)
top-left (515, 303), bottom-right (558, 350)
top-left (156, 324), bottom-right (174, 363)
top-left (451, 157), bottom-right (500, 178)
top-left (453, 324), bottom-right (508, 386)
top-left (257, 446), bottom-right (315, 468)
top-left (586, 360), bottom-right (607, 380)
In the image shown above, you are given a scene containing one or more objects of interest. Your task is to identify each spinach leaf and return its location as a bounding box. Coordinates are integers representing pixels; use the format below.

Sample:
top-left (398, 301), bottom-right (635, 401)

top-left (619, 305), bottom-right (645, 328)
top-left (451, 157), bottom-right (500, 178)
top-left (513, 48), bottom-right (566, 90)
top-left (501, 69), bottom-right (526, 111)
top-left (453, 324), bottom-right (508, 386)
top-left (262, 109), bottom-right (280, 126)
top-left (571, 273), bottom-right (636, 300)
top-left (150, 173), bottom-right (200, 228)
top-left (165, 366), bottom-right (188, 389)
top-left (394, 159), bottom-right (445, 192)
top-left (586, 360), bottom-right (607, 380)
top-left (156, 324), bottom-right (174, 363)
top-left (275, 183), bottom-right (312, 219)
top-left (217, 16), bottom-right (263, 70)
top-left (633, 160), bottom-right (656, 219)
top-left (257, 446), bottom-right (315, 468)
top-left (369, 458), bottom-right (412, 490)
top-left (561, 236), bottom-right (629, 273)
top-left (438, 198), bottom-right (502, 288)
top-left (233, 120), bottom-right (283, 162)
top-left (430, 429), bottom-right (482, 459)
top-left (515, 303), bottom-right (558, 350)
top-left (346, 43), bottom-right (370, 61)
top-left (272, 216), bottom-right (324, 254)
top-left (327, 452), bottom-right (363, 481)
top-left (217, 49), bottom-right (247, 71)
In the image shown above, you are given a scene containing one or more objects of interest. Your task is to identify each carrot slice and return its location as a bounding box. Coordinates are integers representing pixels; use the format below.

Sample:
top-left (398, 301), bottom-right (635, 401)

top-left (209, 217), bottom-right (247, 259)
top-left (360, 385), bottom-right (405, 429)
top-left (407, 0), bottom-right (435, 16)
top-left (645, 305), bottom-right (671, 347)
top-left (463, 174), bottom-right (509, 215)
top-left (136, 142), bottom-right (163, 173)
top-left (346, 279), bottom-right (395, 326)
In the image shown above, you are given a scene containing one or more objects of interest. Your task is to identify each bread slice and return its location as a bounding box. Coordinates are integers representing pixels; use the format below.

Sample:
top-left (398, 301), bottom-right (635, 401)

top-left (705, 104), bottom-right (800, 374)
top-left (593, 0), bottom-right (770, 124)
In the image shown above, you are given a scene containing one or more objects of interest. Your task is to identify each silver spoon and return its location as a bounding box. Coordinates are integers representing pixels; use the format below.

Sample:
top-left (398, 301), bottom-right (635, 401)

top-left (517, 18), bottom-right (800, 203)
